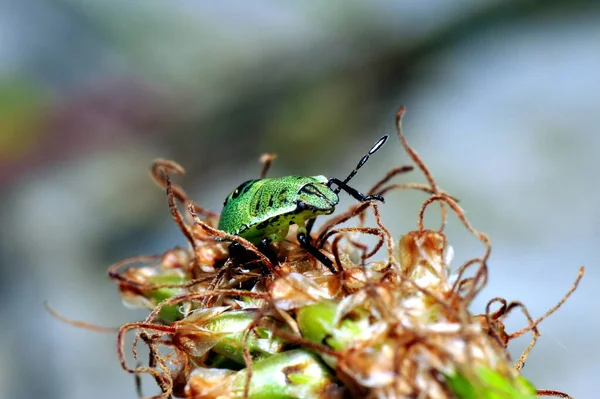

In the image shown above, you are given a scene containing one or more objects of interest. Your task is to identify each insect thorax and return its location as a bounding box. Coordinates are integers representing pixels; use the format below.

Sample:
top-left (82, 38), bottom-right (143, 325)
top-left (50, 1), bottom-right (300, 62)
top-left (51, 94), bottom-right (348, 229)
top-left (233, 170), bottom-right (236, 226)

top-left (218, 175), bottom-right (339, 244)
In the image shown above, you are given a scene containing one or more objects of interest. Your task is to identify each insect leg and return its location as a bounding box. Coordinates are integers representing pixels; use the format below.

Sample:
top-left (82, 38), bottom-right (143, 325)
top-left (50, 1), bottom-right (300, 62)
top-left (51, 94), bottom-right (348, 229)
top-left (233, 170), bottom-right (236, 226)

top-left (258, 237), bottom-right (278, 266)
top-left (328, 178), bottom-right (384, 203)
top-left (227, 241), bottom-right (246, 259)
top-left (227, 240), bottom-right (278, 275)
top-left (305, 218), bottom-right (316, 235)
top-left (297, 232), bottom-right (338, 274)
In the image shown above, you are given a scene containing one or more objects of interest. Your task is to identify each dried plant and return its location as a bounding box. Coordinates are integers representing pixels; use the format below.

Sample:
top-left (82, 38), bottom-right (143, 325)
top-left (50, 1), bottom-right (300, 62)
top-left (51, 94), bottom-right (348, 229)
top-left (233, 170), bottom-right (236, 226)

top-left (106, 107), bottom-right (583, 399)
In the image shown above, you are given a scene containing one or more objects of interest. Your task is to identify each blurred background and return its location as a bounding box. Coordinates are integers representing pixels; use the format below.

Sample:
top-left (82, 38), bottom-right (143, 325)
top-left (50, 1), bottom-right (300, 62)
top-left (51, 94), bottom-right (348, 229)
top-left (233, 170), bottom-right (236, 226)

top-left (0, 1), bottom-right (598, 398)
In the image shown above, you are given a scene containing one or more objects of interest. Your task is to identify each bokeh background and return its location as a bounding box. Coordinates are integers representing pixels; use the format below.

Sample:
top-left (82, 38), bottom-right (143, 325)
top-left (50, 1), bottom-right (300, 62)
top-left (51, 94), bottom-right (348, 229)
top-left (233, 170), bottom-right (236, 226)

top-left (1, 1), bottom-right (598, 398)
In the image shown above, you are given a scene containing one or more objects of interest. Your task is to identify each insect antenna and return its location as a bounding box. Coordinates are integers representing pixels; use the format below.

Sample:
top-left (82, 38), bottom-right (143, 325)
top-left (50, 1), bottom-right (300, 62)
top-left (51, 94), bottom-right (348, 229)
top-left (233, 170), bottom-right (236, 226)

top-left (330, 135), bottom-right (389, 194)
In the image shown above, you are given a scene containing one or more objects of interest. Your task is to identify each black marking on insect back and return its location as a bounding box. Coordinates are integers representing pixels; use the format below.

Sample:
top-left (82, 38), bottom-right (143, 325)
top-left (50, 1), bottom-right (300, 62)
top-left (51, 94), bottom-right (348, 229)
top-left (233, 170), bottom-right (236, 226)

top-left (300, 184), bottom-right (329, 202)
top-left (232, 179), bottom-right (255, 200)
top-left (257, 214), bottom-right (282, 231)
top-left (236, 223), bottom-right (249, 235)
top-left (241, 180), bottom-right (256, 195)
top-left (299, 186), bottom-right (317, 196)
top-left (294, 201), bottom-right (318, 214)
top-left (278, 188), bottom-right (289, 205)
top-left (268, 196), bottom-right (274, 207)
top-left (248, 184), bottom-right (268, 219)
top-left (256, 220), bottom-right (270, 230)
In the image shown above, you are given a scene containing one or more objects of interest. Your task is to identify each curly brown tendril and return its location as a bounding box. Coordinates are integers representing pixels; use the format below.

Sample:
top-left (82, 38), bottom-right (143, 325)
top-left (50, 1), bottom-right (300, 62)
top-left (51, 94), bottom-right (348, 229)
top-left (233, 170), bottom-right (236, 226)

top-left (152, 162), bottom-right (198, 256)
top-left (371, 202), bottom-right (396, 269)
top-left (118, 322), bottom-right (184, 399)
top-left (361, 164), bottom-right (459, 228)
top-left (321, 227), bottom-right (385, 262)
top-left (481, 298), bottom-right (511, 348)
top-left (242, 343), bottom-right (253, 399)
top-left (510, 266), bottom-right (584, 340)
top-left (44, 301), bottom-right (118, 333)
top-left (420, 194), bottom-right (490, 305)
top-left (316, 202), bottom-right (371, 247)
top-left (484, 298), bottom-right (536, 369)
top-left (187, 200), bottom-right (281, 277)
top-left (377, 183), bottom-right (459, 201)
top-left (367, 165), bottom-right (415, 195)
top-left (117, 321), bottom-right (175, 373)
top-left (330, 234), bottom-right (347, 273)
top-left (238, 306), bottom-right (276, 399)
top-left (107, 251), bottom-right (214, 293)
top-left (511, 268), bottom-right (583, 371)
top-left (396, 270), bottom-right (457, 317)
top-left (199, 265), bottom-right (229, 308)
top-left (337, 230), bottom-right (392, 320)
top-left (121, 290), bottom-right (271, 398)
top-left (108, 254), bottom-right (163, 287)
top-left (396, 107), bottom-right (448, 232)
top-left (144, 290), bottom-right (269, 326)
top-left (536, 389), bottom-right (574, 399)
top-left (151, 159), bottom-right (217, 219)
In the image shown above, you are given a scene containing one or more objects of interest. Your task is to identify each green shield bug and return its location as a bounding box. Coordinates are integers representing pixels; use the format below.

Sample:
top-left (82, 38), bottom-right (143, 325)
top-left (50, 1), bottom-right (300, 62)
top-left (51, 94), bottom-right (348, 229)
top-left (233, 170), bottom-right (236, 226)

top-left (218, 135), bottom-right (389, 274)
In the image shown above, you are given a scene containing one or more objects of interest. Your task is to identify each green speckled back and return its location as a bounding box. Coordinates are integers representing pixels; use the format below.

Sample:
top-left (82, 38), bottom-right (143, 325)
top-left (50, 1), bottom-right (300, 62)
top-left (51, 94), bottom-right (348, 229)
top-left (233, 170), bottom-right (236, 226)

top-left (218, 175), bottom-right (338, 244)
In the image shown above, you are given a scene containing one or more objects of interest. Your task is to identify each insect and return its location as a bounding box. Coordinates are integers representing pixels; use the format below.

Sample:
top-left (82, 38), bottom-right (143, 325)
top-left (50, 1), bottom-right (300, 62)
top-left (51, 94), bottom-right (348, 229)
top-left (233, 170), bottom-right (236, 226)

top-left (218, 135), bottom-right (389, 273)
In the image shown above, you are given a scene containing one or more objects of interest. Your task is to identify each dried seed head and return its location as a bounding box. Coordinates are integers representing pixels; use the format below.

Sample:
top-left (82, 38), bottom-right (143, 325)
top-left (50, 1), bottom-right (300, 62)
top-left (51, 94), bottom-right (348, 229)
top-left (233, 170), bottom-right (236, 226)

top-left (107, 108), bottom-right (582, 399)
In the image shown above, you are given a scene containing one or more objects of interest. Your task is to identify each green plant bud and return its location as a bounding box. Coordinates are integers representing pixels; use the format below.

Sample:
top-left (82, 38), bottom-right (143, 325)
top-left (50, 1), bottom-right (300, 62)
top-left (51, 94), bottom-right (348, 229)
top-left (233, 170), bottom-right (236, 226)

top-left (296, 301), bottom-right (367, 351)
top-left (204, 310), bottom-right (287, 364)
top-left (445, 367), bottom-right (537, 399)
top-left (186, 349), bottom-right (341, 399)
top-left (146, 272), bottom-right (188, 323)
top-left (174, 309), bottom-right (287, 365)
